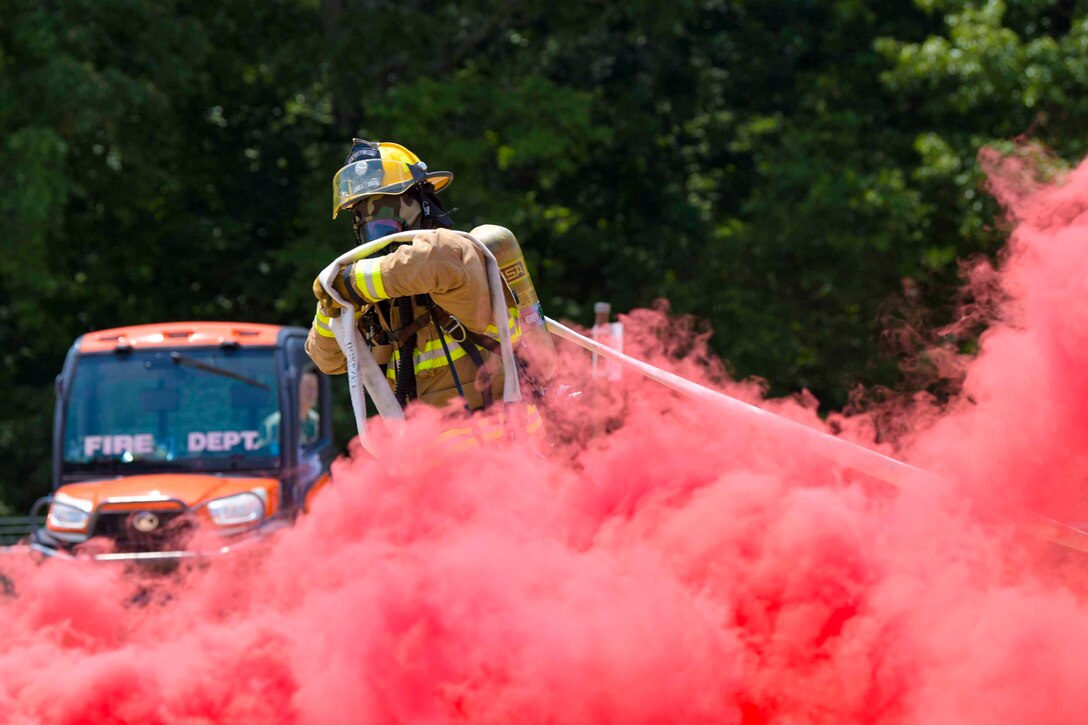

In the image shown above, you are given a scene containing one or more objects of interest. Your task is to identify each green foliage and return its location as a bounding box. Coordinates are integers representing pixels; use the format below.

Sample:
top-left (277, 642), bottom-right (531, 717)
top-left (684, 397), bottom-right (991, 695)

top-left (4, 0), bottom-right (1088, 509)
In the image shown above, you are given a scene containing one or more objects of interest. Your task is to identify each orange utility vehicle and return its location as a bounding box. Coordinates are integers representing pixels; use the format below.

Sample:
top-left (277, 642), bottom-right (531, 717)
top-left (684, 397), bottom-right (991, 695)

top-left (31, 322), bottom-right (334, 561)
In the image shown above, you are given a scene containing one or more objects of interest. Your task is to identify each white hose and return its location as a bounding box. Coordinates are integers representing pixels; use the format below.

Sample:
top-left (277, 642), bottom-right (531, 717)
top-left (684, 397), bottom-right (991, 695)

top-left (545, 316), bottom-right (1088, 553)
top-left (454, 231), bottom-right (520, 404)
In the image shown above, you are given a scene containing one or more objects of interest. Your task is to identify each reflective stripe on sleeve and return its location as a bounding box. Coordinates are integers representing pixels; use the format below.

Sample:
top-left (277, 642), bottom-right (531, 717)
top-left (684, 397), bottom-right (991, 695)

top-left (353, 258), bottom-right (388, 302)
top-left (314, 306), bottom-right (335, 338)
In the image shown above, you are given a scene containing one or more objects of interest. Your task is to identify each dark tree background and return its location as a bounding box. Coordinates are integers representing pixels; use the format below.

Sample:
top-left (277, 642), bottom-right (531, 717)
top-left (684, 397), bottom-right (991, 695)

top-left (3, 0), bottom-right (1087, 511)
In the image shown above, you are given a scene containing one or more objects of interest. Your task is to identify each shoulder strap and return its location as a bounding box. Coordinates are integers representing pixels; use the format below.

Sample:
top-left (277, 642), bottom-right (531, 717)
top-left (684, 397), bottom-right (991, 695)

top-left (377, 295), bottom-right (499, 410)
top-left (425, 303), bottom-right (494, 410)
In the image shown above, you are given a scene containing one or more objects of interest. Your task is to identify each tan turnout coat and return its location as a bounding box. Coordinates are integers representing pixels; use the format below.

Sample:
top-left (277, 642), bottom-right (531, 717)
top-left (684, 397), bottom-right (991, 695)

top-left (305, 228), bottom-right (519, 410)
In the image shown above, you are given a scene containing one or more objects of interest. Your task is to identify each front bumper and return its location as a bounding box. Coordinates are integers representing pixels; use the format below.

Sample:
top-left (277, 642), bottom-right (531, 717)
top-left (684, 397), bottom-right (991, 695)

top-left (29, 495), bottom-right (290, 562)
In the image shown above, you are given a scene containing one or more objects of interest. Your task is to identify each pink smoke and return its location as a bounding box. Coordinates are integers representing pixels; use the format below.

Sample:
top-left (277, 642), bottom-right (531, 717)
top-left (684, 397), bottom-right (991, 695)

top-left (5, 149), bottom-right (1088, 722)
top-left (906, 147), bottom-right (1088, 523)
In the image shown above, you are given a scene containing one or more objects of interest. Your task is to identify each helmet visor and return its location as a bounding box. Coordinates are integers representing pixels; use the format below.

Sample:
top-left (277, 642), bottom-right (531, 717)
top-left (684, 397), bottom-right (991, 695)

top-left (361, 217), bottom-right (403, 242)
top-left (332, 158), bottom-right (419, 218)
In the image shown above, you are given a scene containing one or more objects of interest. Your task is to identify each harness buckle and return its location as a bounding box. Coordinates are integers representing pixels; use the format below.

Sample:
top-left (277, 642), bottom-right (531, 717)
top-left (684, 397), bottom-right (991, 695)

top-left (441, 315), bottom-right (468, 343)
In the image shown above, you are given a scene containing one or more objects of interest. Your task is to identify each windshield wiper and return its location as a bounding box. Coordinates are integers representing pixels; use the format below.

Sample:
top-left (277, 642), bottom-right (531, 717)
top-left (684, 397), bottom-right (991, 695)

top-left (67, 455), bottom-right (192, 470)
top-left (67, 455), bottom-right (128, 471)
top-left (170, 353), bottom-right (269, 389)
top-left (183, 453), bottom-right (278, 473)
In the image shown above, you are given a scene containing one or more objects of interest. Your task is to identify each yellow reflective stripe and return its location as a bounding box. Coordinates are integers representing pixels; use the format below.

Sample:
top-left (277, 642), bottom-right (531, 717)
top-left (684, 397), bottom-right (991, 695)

top-left (439, 424), bottom-right (505, 454)
top-left (440, 426), bottom-right (482, 454)
top-left (436, 405), bottom-right (543, 452)
top-left (525, 404), bottom-right (543, 433)
top-left (313, 306), bottom-right (335, 338)
top-left (385, 339), bottom-right (467, 378)
top-left (389, 326), bottom-right (531, 379)
top-left (485, 308), bottom-right (522, 343)
top-left (387, 349), bottom-right (400, 381)
top-left (484, 309), bottom-right (520, 334)
top-left (314, 305), bottom-right (364, 338)
top-left (353, 258), bottom-right (388, 302)
top-left (419, 338), bottom-right (462, 353)
top-left (439, 425), bottom-right (474, 441)
top-left (414, 338), bottom-right (467, 372)
top-left (444, 435), bottom-right (480, 454)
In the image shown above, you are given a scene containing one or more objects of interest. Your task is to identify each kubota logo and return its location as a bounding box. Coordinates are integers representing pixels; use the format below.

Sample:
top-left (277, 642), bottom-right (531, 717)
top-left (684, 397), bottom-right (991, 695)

top-left (131, 511), bottom-right (160, 533)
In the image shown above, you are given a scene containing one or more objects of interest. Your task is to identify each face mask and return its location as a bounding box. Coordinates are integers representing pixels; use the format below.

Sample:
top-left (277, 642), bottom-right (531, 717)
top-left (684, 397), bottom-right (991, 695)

top-left (360, 216), bottom-right (404, 242)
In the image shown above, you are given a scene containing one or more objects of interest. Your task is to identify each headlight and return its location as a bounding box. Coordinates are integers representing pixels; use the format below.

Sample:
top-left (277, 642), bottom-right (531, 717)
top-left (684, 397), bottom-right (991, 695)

top-left (206, 490), bottom-right (266, 526)
top-left (47, 493), bottom-right (92, 530)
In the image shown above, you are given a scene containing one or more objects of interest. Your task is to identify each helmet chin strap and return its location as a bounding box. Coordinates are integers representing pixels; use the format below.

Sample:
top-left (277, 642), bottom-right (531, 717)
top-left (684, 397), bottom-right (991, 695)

top-left (416, 182), bottom-right (454, 229)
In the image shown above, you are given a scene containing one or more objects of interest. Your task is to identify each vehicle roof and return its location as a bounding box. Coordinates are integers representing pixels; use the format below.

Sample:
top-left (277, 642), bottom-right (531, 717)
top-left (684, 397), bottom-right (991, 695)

top-left (77, 321), bottom-right (285, 353)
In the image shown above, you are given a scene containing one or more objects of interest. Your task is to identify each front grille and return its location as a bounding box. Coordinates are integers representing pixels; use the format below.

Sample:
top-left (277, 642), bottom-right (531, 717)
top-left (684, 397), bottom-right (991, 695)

top-left (90, 509), bottom-right (194, 552)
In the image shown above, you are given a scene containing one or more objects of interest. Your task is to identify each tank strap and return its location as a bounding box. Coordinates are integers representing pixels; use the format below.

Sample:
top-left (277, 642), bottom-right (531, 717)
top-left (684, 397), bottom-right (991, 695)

top-left (460, 334), bottom-right (493, 410)
top-left (386, 307), bottom-right (436, 344)
top-left (425, 303), bottom-right (493, 410)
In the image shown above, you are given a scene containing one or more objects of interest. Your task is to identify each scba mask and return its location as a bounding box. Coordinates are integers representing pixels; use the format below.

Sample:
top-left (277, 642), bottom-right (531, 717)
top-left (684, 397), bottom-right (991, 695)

top-left (352, 195), bottom-right (423, 244)
top-left (361, 217), bottom-right (403, 242)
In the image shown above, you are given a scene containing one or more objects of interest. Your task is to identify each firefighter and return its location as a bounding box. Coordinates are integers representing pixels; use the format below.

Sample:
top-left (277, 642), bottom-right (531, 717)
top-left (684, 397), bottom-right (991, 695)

top-left (306, 140), bottom-right (536, 435)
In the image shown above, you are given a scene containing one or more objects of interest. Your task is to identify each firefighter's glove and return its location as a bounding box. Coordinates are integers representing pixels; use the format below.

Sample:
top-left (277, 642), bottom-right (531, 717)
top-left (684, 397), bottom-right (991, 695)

top-left (312, 275), bottom-right (342, 319)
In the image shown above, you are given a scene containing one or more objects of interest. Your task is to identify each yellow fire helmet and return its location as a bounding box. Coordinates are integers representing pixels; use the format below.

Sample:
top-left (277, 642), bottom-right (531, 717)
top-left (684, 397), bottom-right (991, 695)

top-left (331, 140), bottom-right (453, 219)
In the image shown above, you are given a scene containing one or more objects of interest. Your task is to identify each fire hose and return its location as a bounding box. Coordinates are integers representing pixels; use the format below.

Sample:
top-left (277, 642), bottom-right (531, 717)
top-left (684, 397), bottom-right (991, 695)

top-left (544, 317), bottom-right (1088, 555)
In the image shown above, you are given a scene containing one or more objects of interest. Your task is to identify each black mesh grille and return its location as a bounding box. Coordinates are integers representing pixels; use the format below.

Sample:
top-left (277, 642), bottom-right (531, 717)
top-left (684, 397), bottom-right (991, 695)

top-left (89, 510), bottom-right (194, 552)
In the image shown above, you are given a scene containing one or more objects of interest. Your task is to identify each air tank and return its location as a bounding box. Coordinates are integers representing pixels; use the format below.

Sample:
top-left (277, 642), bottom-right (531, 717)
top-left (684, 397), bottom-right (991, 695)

top-left (471, 224), bottom-right (557, 382)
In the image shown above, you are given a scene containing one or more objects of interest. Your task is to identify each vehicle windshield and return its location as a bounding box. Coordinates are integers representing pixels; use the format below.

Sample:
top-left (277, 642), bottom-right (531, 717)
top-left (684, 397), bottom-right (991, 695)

top-left (62, 347), bottom-right (281, 474)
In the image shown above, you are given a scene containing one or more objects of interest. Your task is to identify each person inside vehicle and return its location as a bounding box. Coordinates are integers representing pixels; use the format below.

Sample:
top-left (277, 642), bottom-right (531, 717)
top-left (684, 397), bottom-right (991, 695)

top-left (259, 369), bottom-right (321, 451)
